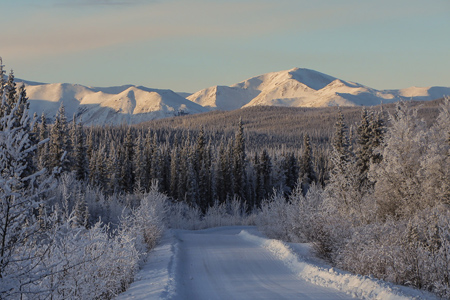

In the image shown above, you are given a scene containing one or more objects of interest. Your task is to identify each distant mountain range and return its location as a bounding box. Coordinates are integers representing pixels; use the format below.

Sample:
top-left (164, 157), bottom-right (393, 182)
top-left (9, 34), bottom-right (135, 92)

top-left (188, 68), bottom-right (450, 110)
top-left (18, 81), bottom-right (207, 126)
top-left (18, 68), bottom-right (450, 125)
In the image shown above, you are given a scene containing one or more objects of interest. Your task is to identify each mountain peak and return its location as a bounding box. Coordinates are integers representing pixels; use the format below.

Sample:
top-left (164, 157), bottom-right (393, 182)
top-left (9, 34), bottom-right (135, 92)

top-left (287, 68), bottom-right (337, 90)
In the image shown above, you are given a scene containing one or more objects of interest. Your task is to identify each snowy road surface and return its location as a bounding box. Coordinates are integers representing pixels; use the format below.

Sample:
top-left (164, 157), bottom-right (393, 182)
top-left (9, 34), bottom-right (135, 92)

top-left (172, 227), bottom-right (353, 300)
top-left (116, 226), bottom-right (437, 300)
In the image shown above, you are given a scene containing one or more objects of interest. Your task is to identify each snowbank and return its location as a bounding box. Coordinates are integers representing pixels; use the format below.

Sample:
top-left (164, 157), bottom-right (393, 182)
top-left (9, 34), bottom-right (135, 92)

top-left (238, 230), bottom-right (437, 300)
top-left (115, 231), bottom-right (178, 300)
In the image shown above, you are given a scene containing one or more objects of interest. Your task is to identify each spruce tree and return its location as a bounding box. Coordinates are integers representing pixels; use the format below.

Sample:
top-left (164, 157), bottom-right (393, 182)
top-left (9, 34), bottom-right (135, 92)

top-left (259, 149), bottom-right (272, 200)
top-left (120, 126), bottom-right (135, 193)
top-left (48, 103), bottom-right (70, 173)
top-left (133, 132), bottom-right (145, 192)
top-left (233, 118), bottom-right (246, 200)
top-left (72, 118), bottom-right (88, 181)
top-left (169, 147), bottom-right (179, 199)
top-left (325, 108), bottom-right (360, 217)
top-left (0, 57), bottom-right (5, 105)
top-left (299, 133), bottom-right (316, 194)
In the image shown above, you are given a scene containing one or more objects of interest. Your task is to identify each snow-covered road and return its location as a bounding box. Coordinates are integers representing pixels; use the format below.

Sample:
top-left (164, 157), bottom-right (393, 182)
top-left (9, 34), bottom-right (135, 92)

top-left (172, 227), bottom-right (353, 300)
top-left (116, 226), bottom-right (437, 300)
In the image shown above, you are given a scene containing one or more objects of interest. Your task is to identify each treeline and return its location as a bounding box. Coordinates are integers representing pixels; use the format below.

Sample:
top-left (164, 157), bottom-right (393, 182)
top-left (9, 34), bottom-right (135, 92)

top-left (35, 107), bottom-right (336, 211)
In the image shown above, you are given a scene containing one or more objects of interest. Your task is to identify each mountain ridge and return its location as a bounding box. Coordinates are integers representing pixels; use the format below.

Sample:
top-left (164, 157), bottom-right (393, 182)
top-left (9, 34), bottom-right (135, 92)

top-left (18, 79), bottom-right (207, 126)
top-left (188, 67), bottom-right (450, 110)
top-left (17, 68), bottom-right (450, 125)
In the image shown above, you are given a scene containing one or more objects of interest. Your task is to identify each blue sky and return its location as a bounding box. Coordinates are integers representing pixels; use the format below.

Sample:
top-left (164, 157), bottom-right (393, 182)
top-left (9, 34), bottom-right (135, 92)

top-left (1, 0), bottom-right (449, 92)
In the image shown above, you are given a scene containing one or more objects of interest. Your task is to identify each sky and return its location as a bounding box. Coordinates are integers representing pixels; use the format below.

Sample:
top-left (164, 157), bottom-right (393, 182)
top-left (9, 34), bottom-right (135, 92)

top-left (0, 0), bottom-right (449, 93)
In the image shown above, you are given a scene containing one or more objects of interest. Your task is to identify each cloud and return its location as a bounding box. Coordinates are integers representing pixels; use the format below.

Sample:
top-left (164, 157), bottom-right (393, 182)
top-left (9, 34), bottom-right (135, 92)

top-left (1, 0), bottom-right (286, 59)
top-left (52, 0), bottom-right (157, 6)
top-left (1, 0), bottom-right (446, 61)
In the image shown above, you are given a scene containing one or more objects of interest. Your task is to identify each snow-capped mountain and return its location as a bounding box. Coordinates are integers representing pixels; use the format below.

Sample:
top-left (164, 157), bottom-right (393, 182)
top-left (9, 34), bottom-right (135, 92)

top-left (19, 80), bottom-right (207, 125)
top-left (187, 68), bottom-right (450, 109)
top-left (17, 68), bottom-right (450, 125)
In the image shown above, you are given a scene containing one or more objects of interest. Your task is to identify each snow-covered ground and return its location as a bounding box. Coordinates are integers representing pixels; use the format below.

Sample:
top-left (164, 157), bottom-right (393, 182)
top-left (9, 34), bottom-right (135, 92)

top-left (116, 226), bottom-right (437, 300)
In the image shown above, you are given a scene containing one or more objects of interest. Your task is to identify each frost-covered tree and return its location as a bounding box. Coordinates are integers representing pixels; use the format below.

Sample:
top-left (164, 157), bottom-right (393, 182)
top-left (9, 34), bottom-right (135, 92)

top-left (49, 103), bottom-right (71, 173)
top-left (0, 76), bottom-right (55, 298)
top-left (370, 101), bottom-right (428, 219)
top-left (325, 109), bottom-right (360, 217)
top-left (420, 97), bottom-right (450, 207)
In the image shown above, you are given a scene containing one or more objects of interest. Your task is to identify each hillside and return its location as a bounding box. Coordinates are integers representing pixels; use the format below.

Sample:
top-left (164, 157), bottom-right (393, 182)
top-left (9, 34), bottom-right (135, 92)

top-left (138, 98), bottom-right (444, 151)
top-left (18, 80), bottom-right (207, 126)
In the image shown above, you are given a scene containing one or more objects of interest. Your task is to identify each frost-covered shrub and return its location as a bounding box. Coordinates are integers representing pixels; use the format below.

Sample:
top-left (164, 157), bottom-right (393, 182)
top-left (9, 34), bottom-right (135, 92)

top-left (168, 196), bottom-right (253, 230)
top-left (256, 191), bottom-right (292, 241)
top-left (167, 200), bottom-right (203, 230)
top-left (119, 183), bottom-right (167, 260)
top-left (338, 206), bottom-right (450, 298)
top-left (286, 183), bottom-right (323, 242)
top-left (5, 178), bottom-right (169, 299)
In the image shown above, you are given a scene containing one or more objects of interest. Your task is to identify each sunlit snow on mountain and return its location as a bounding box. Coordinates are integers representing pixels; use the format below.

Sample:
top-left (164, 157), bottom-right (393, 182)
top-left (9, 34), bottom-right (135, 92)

top-left (19, 68), bottom-right (450, 125)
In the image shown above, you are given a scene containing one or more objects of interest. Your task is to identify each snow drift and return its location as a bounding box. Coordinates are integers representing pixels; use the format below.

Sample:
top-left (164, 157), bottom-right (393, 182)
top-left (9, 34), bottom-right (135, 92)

top-left (238, 230), bottom-right (438, 300)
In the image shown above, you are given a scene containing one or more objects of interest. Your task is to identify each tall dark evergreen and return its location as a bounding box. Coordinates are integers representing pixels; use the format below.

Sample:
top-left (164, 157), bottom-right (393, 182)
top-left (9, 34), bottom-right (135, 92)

top-left (258, 149), bottom-right (272, 201)
top-left (215, 141), bottom-right (228, 203)
top-left (72, 118), bottom-right (88, 181)
top-left (133, 132), bottom-right (145, 192)
top-left (120, 126), bottom-right (135, 193)
top-left (283, 152), bottom-right (298, 194)
top-left (142, 132), bottom-right (154, 191)
top-left (299, 133), bottom-right (316, 194)
top-left (186, 148), bottom-right (199, 206)
top-left (37, 113), bottom-right (49, 169)
top-left (48, 104), bottom-right (70, 173)
top-left (233, 118), bottom-right (246, 199)
top-left (169, 146), bottom-right (180, 199)
top-left (0, 57), bottom-right (5, 104)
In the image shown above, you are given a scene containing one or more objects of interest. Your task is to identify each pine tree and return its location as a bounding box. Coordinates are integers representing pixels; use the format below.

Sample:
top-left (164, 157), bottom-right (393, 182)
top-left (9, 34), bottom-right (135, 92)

top-left (325, 108), bottom-right (360, 217)
top-left (142, 131), bottom-right (154, 191)
top-left (169, 146), bottom-right (180, 199)
top-left (216, 141), bottom-right (228, 203)
top-left (0, 57), bottom-right (5, 105)
top-left (355, 108), bottom-right (372, 191)
top-left (107, 141), bottom-right (121, 194)
top-left (133, 132), bottom-right (145, 192)
top-left (120, 126), bottom-right (135, 193)
top-left (37, 114), bottom-right (49, 170)
top-left (232, 118), bottom-right (246, 200)
top-left (355, 108), bottom-right (385, 193)
top-left (72, 118), bottom-right (88, 181)
top-left (3, 70), bottom-right (16, 117)
top-left (283, 152), bottom-right (298, 195)
top-left (299, 133), bottom-right (316, 194)
top-left (258, 149), bottom-right (272, 200)
top-left (186, 148), bottom-right (199, 206)
top-left (48, 103), bottom-right (71, 173)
